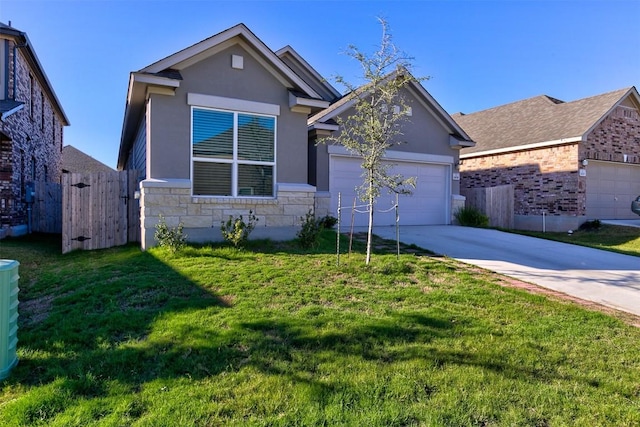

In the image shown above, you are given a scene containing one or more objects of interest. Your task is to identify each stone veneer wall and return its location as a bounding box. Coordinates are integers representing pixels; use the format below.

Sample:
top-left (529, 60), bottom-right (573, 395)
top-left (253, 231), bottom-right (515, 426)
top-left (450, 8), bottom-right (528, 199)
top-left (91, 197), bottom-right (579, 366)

top-left (0, 38), bottom-right (64, 233)
top-left (139, 179), bottom-right (316, 249)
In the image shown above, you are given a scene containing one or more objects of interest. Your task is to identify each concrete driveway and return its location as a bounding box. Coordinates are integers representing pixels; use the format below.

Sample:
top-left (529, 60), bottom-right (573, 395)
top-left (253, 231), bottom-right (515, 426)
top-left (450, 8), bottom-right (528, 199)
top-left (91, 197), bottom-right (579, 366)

top-left (365, 225), bottom-right (640, 317)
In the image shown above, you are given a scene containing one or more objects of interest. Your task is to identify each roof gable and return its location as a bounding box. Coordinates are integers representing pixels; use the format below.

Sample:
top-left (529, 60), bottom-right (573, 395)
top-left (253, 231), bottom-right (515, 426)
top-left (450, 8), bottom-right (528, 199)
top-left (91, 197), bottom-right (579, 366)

top-left (141, 24), bottom-right (321, 99)
top-left (119, 23), bottom-right (332, 169)
top-left (309, 70), bottom-right (473, 145)
top-left (455, 87), bottom-right (639, 156)
top-left (275, 45), bottom-right (341, 102)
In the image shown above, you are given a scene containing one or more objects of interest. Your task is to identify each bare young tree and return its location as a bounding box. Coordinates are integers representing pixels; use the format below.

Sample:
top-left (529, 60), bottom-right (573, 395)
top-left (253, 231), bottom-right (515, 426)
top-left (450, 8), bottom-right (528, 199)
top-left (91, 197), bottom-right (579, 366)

top-left (324, 18), bottom-right (424, 264)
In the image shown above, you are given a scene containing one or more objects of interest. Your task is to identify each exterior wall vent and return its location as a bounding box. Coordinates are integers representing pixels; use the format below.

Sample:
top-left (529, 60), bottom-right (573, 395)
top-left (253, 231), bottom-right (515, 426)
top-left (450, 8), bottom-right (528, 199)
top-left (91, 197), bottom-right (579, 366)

top-left (231, 55), bottom-right (244, 70)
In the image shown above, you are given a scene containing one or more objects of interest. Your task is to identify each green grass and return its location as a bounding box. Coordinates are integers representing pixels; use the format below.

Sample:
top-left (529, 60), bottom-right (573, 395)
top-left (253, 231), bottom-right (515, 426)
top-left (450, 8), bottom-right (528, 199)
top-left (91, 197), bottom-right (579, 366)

top-left (0, 232), bottom-right (639, 426)
top-left (514, 224), bottom-right (640, 257)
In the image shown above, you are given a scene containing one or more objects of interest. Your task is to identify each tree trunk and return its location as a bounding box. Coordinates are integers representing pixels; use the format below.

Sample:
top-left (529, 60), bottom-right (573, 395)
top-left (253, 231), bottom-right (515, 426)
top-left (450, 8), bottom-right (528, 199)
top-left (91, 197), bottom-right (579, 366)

top-left (366, 177), bottom-right (374, 265)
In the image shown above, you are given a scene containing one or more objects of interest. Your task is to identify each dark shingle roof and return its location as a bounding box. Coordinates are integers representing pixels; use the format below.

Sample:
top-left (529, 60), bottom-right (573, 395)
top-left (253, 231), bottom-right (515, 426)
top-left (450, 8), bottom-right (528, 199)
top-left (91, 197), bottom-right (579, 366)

top-left (454, 87), bottom-right (634, 155)
top-left (62, 145), bottom-right (114, 174)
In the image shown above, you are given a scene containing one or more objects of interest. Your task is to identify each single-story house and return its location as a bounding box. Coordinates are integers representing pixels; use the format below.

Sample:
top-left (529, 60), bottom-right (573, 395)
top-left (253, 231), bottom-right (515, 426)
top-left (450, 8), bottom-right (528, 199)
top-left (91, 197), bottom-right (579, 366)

top-left (308, 72), bottom-right (474, 227)
top-left (453, 87), bottom-right (640, 231)
top-left (117, 23), bottom-right (474, 248)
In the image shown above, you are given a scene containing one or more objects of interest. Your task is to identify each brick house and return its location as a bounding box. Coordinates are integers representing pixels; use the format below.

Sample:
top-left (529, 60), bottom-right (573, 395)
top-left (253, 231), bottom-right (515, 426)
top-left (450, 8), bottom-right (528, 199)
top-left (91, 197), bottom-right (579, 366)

top-left (453, 87), bottom-right (640, 231)
top-left (0, 22), bottom-right (69, 236)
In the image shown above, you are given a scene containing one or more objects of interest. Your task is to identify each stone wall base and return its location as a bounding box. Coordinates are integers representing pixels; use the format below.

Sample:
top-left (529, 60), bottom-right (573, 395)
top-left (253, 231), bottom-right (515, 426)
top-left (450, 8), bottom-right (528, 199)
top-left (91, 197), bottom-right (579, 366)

top-left (140, 179), bottom-right (316, 249)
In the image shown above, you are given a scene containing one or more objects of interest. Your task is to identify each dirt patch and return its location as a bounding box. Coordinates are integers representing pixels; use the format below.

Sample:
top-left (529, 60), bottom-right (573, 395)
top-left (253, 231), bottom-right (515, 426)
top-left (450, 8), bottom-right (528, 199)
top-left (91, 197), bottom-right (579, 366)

top-left (20, 294), bottom-right (55, 326)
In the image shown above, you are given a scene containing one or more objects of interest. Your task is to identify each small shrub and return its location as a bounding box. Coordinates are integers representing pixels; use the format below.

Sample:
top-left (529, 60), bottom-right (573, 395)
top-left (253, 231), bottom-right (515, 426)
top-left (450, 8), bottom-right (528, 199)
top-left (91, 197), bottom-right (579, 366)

top-left (220, 210), bottom-right (258, 248)
top-left (318, 215), bottom-right (338, 229)
top-left (579, 219), bottom-right (601, 231)
top-left (297, 210), bottom-right (322, 249)
top-left (455, 206), bottom-right (489, 228)
top-left (154, 215), bottom-right (187, 252)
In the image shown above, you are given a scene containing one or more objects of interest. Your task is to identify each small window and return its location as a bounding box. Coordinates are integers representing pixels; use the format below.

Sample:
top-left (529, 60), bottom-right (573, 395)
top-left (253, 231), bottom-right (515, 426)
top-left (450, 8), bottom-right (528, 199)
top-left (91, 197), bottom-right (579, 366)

top-left (192, 107), bottom-right (275, 197)
top-left (20, 150), bottom-right (25, 195)
top-left (29, 74), bottom-right (35, 117)
top-left (41, 92), bottom-right (45, 130)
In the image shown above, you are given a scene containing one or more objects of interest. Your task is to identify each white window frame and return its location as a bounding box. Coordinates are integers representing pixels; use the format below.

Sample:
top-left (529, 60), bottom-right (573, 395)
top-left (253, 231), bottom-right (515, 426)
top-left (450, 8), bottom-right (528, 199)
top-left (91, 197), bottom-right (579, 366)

top-left (191, 106), bottom-right (277, 198)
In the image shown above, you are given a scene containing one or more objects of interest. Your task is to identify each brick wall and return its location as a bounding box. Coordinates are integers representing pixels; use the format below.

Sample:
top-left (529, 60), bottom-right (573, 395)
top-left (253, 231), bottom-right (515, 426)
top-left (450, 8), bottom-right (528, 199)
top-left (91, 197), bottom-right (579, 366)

top-left (582, 105), bottom-right (640, 165)
top-left (0, 38), bottom-right (64, 229)
top-left (459, 102), bottom-right (640, 231)
top-left (460, 143), bottom-right (581, 216)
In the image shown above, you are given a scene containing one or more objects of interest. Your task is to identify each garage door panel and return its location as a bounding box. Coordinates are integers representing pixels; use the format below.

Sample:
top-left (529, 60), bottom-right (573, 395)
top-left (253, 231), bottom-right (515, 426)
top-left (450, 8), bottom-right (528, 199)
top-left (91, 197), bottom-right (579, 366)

top-left (330, 156), bottom-right (449, 227)
top-left (586, 161), bottom-right (640, 219)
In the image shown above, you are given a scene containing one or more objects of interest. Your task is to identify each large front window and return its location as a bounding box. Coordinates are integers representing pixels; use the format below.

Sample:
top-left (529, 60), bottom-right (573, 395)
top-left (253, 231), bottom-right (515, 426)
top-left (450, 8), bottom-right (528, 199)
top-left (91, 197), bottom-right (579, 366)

top-left (192, 108), bottom-right (275, 197)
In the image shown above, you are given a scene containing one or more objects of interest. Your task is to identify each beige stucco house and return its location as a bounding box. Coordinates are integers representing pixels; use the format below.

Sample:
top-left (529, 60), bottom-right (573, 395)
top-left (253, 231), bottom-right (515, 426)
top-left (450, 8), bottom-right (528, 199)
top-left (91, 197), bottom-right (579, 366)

top-left (117, 23), bottom-right (474, 248)
top-left (453, 87), bottom-right (640, 231)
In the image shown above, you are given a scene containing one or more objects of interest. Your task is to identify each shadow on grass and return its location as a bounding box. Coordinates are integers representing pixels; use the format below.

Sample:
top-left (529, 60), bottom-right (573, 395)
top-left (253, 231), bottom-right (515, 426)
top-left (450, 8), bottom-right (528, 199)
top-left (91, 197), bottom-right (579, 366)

top-left (3, 237), bottom-right (231, 393)
top-left (1, 233), bottom-right (613, 424)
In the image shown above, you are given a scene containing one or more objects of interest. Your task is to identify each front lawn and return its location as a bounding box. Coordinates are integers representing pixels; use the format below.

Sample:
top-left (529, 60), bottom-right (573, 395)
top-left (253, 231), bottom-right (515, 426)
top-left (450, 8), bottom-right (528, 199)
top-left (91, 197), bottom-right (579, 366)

top-left (515, 224), bottom-right (640, 257)
top-left (0, 232), bottom-right (639, 426)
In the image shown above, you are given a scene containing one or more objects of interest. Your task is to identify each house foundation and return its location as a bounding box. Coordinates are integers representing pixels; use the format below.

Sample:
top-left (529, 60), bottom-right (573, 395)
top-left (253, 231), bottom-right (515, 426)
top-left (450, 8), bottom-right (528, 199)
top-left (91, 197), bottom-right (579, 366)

top-left (139, 179), bottom-right (316, 249)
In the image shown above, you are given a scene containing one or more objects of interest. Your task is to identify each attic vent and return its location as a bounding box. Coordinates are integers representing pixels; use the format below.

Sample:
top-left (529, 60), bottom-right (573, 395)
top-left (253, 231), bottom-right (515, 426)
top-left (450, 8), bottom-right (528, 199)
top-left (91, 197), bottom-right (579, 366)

top-left (232, 55), bottom-right (244, 70)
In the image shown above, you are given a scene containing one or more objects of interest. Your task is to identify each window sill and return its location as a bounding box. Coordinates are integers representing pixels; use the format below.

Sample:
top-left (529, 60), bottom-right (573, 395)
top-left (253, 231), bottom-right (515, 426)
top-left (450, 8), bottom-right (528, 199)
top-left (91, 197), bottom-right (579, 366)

top-left (191, 196), bottom-right (278, 205)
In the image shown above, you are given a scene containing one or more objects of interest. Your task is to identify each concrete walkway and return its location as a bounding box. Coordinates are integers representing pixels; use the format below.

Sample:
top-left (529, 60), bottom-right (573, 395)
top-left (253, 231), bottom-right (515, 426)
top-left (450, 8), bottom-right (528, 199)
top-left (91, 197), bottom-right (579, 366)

top-left (602, 219), bottom-right (640, 229)
top-left (363, 225), bottom-right (640, 317)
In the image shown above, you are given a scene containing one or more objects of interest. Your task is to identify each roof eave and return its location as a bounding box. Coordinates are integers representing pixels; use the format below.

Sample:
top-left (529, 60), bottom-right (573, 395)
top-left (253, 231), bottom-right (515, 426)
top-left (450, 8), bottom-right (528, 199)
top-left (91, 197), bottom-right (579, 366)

top-left (460, 136), bottom-right (583, 159)
top-left (117, 73), bottom-right (182, 170)
top-left (449, 135), bottom-right (475, 149)
top-left (276, 45), bottom-right (342, 100)
top-left (288, 91), bottom-right (330, 114)
top-left (2, 27), bottom-right (70, 125)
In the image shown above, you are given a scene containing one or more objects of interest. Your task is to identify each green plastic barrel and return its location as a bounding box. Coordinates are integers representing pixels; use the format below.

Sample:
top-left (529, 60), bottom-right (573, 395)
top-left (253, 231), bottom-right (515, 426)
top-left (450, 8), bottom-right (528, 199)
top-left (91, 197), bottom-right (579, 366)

top-left (0, 260), bottom-right (19, 380)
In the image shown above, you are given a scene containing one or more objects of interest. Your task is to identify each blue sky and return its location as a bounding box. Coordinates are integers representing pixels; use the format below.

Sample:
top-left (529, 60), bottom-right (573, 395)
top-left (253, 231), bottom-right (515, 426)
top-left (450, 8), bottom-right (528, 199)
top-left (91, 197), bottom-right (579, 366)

top-left (2, 0), bottom-right (638, 169)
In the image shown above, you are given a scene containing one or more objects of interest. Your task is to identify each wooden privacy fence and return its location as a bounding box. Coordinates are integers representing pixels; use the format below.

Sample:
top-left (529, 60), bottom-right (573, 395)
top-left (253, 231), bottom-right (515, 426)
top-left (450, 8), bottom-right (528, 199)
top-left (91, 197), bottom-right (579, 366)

top-left (32, 181), bottom-right (62, 233)
top-left (462, 184), bottom-right (514, 229)
top-left (62, 170), bottom-right (139, 254)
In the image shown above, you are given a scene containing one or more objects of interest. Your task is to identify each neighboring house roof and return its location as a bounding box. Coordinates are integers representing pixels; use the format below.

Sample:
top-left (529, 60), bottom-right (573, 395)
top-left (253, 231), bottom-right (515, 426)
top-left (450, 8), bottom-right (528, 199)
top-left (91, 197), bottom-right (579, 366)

top-left (0, 22), bottom-right (70, 125)
top-left (309, 69), bottom-right (474, 148)
top-left (118, 23), bottom-right (329, 170)
top-left (62, 145), bottom-right (114, 174)
top-left (454, 86), bottom-right (640, 157)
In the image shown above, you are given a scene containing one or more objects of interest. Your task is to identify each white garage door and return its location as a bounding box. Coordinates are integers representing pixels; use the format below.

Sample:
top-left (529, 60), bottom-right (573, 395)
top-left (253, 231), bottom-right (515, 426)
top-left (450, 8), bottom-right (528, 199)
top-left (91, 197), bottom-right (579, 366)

top-left (330, 156), bottom-right (449, 227)
top-left (586, 160), bottom-right (640, 219)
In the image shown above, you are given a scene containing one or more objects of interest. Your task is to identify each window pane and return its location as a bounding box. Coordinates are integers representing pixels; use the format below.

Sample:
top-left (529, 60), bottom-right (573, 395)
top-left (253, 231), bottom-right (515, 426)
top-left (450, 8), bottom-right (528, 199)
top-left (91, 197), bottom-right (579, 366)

top-left (193, 162), bottom-right (232, 196)
top-left (237, 114), bottom-right (274, 162)
top-left (238, 164), bottom-right (273, 197)
top-left (193, 109), bottom-right (233, 159)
